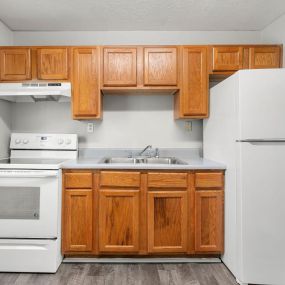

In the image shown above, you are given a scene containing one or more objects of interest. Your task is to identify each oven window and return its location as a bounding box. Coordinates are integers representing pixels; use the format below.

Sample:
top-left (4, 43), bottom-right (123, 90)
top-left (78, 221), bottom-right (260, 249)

top-left (0, 187), bottom-right (40, 219)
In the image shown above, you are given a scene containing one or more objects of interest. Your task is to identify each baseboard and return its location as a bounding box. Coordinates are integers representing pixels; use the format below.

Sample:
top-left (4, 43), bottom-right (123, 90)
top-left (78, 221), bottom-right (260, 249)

top-left (63, 257), bottom-right (221, 264)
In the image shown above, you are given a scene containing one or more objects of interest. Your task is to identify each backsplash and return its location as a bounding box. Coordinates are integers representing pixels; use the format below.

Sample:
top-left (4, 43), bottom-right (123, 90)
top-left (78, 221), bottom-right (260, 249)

top-left (11, 95), bottom-right (202, 149)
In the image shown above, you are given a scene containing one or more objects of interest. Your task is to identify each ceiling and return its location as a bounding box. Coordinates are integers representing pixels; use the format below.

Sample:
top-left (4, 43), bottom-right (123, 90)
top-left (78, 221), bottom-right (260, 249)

top-left (0, 0), bottom-right (285, 31)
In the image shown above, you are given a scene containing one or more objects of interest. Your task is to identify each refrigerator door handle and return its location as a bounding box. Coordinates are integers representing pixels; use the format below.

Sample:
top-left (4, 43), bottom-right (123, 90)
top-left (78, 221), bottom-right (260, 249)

top-left (236, 139), bottom-right (285, 143)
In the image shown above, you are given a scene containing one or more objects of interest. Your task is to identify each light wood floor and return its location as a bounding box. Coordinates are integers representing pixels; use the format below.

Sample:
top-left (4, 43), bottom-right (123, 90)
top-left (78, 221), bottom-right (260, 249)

top-left (0, 263), bottom-right (238, 285)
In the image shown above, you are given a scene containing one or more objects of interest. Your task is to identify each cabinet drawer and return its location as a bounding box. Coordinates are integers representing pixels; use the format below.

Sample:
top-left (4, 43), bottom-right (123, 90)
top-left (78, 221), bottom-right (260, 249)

top-left (100, 171), bottom-right (140, 187)
top-left (64, 173), bottom-right (93, 189)
top-left (148, 173), bottom-right (187, 189)
top-left (195, 172), bottom-right (223, 189)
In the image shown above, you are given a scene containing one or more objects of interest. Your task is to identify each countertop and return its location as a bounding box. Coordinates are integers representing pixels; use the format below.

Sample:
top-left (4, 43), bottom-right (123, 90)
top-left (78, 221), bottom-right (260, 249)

top-left (61, 148), bottom-right (226, 170)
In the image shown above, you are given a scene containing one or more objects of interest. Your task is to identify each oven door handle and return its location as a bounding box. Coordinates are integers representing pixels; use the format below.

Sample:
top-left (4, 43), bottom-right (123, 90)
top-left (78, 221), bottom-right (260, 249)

top-left (0, 171), bottom-right (58, 178)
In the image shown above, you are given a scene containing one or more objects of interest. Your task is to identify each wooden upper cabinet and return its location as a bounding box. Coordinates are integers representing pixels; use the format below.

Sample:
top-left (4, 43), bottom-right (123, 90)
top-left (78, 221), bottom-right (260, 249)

top-left (195, 190), bottom-right (223, 252)
top-left (177, 46), bottom-right (208, 118)
top-left (63, 189), bottom-right (93, 252)
top-left (99, 189), bottom-right (140, 253)
top-left (147, 191), bottom-right (187, 253)
top-left (249, 46), bottom-right (281, 69)
top-left (72, 48), bottom-right (101, 119)
top-left (103, 47), bottom-right (137, 87)
top-left (144, 47), bottom-right (178, 86)
top-left (211, 46), bottom-right (243, 72)
top-left (0, 48), bottom-right (31, 81)
top-left (37, 48), bottom-right (69, 80)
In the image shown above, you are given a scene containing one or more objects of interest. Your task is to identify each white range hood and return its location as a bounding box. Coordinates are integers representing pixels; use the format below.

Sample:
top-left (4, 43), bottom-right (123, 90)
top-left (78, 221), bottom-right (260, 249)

top-left (0, 82), bottom-right (71, 103)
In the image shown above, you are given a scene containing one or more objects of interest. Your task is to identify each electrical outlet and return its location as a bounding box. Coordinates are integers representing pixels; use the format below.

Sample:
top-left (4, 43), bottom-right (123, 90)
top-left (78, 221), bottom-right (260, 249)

top-left (184, 121), bottom-right (192, 132)
top-left (87, 123), bottom-right (94, 133)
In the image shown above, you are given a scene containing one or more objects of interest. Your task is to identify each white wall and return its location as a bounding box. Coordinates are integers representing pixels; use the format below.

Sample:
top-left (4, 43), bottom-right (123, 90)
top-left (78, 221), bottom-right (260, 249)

top-left (0, 21), bottom-right (13, 158)
top-left (13, 30), bottom-right (262, 46)
top-left (11, 96), bottom-right (202, 148)
top-left (261, 13), bottom-right (285, 65)
top-left (0, 21), bottom-right (13, 45)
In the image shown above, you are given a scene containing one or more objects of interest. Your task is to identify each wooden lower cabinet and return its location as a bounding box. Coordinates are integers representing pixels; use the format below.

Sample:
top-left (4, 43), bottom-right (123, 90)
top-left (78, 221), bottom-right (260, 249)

top-left (62, 189), bottom-right (93, 252)
top-left (195, 190), bottom-right (223, 253)
top-left (147, 191), bottom-right (187, 253)
top-left (99, 189), bottom-right (140, 253)
top-left (62, 170), bottom-right (224, 256)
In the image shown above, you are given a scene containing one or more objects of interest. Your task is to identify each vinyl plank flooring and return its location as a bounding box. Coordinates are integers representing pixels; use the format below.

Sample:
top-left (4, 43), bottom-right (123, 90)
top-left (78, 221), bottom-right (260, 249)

top-left (0, 263), bottom-right (238, 285)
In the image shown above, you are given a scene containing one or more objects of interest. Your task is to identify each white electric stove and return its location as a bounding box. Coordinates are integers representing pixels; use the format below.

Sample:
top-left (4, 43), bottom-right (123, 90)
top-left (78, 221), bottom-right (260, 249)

top-left (0, 133), bottom-right (78, 273)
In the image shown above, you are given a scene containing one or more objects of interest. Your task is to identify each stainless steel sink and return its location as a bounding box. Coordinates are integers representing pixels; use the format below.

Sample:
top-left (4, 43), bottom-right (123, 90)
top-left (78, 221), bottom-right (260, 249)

top-left (144, 157), bottom-right (187, 165)
top-left (100, 157), bottom-right (187, 165)
top-left (102, 157), bottom-right (138, 164)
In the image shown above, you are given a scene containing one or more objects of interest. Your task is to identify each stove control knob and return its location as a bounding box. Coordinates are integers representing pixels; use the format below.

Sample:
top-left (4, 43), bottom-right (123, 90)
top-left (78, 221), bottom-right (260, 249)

top-left (65, 138), bottom-right (71, 145)
top-left (23, 139), bottom-right (29, 144)
top-left (58, 138), bottom-right (64, 145)
top-left (15, 139), bottom-right (22, 144)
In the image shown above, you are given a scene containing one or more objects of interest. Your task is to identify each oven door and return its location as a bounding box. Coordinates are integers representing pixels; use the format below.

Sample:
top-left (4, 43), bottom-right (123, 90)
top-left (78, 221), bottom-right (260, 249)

top-left (0, 170), bottom-right (59, 238)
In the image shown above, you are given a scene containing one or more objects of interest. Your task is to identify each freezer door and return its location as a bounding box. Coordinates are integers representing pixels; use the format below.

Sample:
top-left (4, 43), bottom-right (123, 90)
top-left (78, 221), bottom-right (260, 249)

top-left (238, 141), bottom-right (285, 285)
top-left (238, 69), bottom-right (285, 140)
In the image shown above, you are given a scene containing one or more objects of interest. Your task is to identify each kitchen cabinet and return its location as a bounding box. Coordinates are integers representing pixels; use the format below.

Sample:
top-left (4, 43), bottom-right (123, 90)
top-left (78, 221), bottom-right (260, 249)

top-left (62, 170), bottom-right (224, 256)
top-left (249, 46), bottom-right (282, 69)
top-left (194, 172), bottom-right (224, 253)
top-left (62, 189), bottom-right (93, 252)
top-left (0, 48), bottom-right (32, 81)
top-left (147, 172), bottom-right (188, 253)
top-left (98, 171), bottom-right (141, 253)
top-left (147, 191), bottom-right (187, 253)
top-left (37, 48), bottom-right (69, 80)
top-left (0, 44), bottom-right (282, 121)
top-left (209, 45), bottom-right (282, 76)
top-left (211, 46), bottom-right (243, 72)
top-left (103, 47), bottom-right (137, 87)
top-left (72, 47), bottom-right (101, 119)
top-left (99, 189), bottom-right (140, 253)
top-left (62, 172), bottom-right (93, 253)
top-left (144, 47), bottom-right (178, 86)
top-left (175, 46), bottom-right (208, 119)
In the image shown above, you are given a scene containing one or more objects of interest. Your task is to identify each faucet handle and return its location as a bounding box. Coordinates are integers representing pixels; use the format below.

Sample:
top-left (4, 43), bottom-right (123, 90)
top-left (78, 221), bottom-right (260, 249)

top-left (155, 148), bottom-right (159, 158)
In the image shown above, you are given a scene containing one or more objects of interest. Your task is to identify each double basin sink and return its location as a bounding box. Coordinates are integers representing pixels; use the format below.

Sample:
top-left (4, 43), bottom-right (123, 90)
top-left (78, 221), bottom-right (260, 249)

top-left (100, 157), bottom-right (187, 165)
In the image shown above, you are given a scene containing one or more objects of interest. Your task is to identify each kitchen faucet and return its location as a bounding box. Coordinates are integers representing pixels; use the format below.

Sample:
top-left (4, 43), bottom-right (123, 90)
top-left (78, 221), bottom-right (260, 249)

top-left (138, 145), bottom-right (152, 156)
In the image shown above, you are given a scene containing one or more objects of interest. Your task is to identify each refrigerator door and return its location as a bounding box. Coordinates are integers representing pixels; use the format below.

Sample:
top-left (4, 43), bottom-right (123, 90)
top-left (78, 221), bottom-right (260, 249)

top-left (238, 140), bottom-right (285, 285)
top-left (238, 69), bottom-right (285, 140)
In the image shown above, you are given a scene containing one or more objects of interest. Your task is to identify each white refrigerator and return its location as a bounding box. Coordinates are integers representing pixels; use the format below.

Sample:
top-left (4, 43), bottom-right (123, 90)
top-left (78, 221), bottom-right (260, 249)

top-left (204, 69), bottom-right (285, 285)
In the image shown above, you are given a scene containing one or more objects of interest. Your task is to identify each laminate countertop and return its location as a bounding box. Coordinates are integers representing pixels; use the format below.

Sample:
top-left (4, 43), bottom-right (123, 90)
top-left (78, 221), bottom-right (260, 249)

top-left (61, 148), bottom-right (226, 170)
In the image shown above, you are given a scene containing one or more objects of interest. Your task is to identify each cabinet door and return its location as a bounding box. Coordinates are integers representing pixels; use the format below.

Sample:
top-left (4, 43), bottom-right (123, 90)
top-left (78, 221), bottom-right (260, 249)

top-left (144, 47), bottom-right (177, 86)
top-left (37, 48), bottom-right (69, 80)
top-left (63, 189), bottom-right (93, 252)
top-left (72, 48), bottom-right (101, 119)
top-left (180, 46), bottom-right (208, 117)
top-left (0, 48), bottom-right (31, 81)
top-left (148, 191), bottom-right (187, 253)
top-left (195, 191), bottom-right (223, 252)
top-left (103, 48), bottom-right (137, 87)
top-left (99, 189), bottom-right (140, 253)
top-left (212, 46), bottom-right (243, 71)
top-left (249, 46), bottom-right (281, 69)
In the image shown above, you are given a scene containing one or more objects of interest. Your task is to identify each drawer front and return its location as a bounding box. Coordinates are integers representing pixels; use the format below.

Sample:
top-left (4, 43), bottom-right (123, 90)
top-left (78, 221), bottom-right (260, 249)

top-left (148, 173), bottom-right (188, 189)
top-left (195, 172), bottom-right (223, 189)
top-left (100, 171), bottom-right (140, 188)
top-left (65, 173), bottom-right (93, 189)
